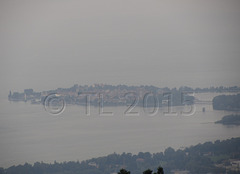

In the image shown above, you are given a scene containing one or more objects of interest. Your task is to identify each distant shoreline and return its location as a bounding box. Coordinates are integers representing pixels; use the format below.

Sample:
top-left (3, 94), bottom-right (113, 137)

top-left (215, 114), bottom-right (240, 125)
top-left (1, 137), bottom-right (240, 174)
top-left (8, 84), bottom-right (240, 106)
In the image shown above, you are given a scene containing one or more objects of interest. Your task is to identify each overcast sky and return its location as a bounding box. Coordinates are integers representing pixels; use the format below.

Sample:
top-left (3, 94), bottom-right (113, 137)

top-left (0, 0), bottom-right (240, 95)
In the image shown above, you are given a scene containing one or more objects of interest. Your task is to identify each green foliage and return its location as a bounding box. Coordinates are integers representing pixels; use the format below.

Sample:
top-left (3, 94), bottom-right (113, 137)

top-left (143, 169), bottom-right (152, 174)
top-left (2, 138), bottom-right (240, 174)
top-left (118, 168), bottom-right (131, 174)
top-left (209, 154), bottom-right (230, 163)
top-left (215, 114), bottom-right (240, 125)
top-left (213, 94), bottom-right (240, 111)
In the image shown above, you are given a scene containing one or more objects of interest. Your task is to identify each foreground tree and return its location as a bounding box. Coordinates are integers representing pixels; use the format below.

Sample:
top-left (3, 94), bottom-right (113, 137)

top-left (118, 168), bottom-right (131, 174)
top-left (155, 166), bottom-right (164, 174)
top-left (121, 166), bottom-right (163, 174)
top-left (145, 166), bottom-right (164, 174)
top-left (143, 169), bottom-right (153, 174)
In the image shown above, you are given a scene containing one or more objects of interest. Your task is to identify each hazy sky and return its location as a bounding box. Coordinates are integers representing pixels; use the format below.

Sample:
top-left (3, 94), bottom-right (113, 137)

top-left (1, 0), bottom-right (240, 95)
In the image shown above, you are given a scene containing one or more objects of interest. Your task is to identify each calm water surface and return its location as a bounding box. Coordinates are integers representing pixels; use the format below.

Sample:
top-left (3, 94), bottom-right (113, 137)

top-left (0, 93), bottom-right (240, 167)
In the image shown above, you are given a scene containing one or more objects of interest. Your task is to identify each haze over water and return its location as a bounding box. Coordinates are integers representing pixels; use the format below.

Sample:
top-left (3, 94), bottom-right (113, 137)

top-left (1, 0), bottom-right (240, 169)
top-left (1, 93), bottom-right (240, 168)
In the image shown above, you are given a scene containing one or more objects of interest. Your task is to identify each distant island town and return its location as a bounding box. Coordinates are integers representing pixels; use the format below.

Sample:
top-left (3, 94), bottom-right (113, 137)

top-left (8, 84), bottom-right (240, 107)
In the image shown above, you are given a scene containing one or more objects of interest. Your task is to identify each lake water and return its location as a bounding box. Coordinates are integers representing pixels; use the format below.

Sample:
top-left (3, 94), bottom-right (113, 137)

top-left (0, 93), bottom-right (240, 168)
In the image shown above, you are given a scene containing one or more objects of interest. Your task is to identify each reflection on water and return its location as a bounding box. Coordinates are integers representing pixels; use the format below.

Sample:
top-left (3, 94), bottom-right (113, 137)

top-left (0, 93), bottom-right (239, 167)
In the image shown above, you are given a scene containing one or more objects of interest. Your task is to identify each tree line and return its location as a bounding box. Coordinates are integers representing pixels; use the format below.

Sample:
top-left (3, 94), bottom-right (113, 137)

top-left (118, 166), bottom-right (164, 174)
top-left (213, 94), bottom-right (240, 111)
top-left (1, 138), bottom-right (240, 174)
